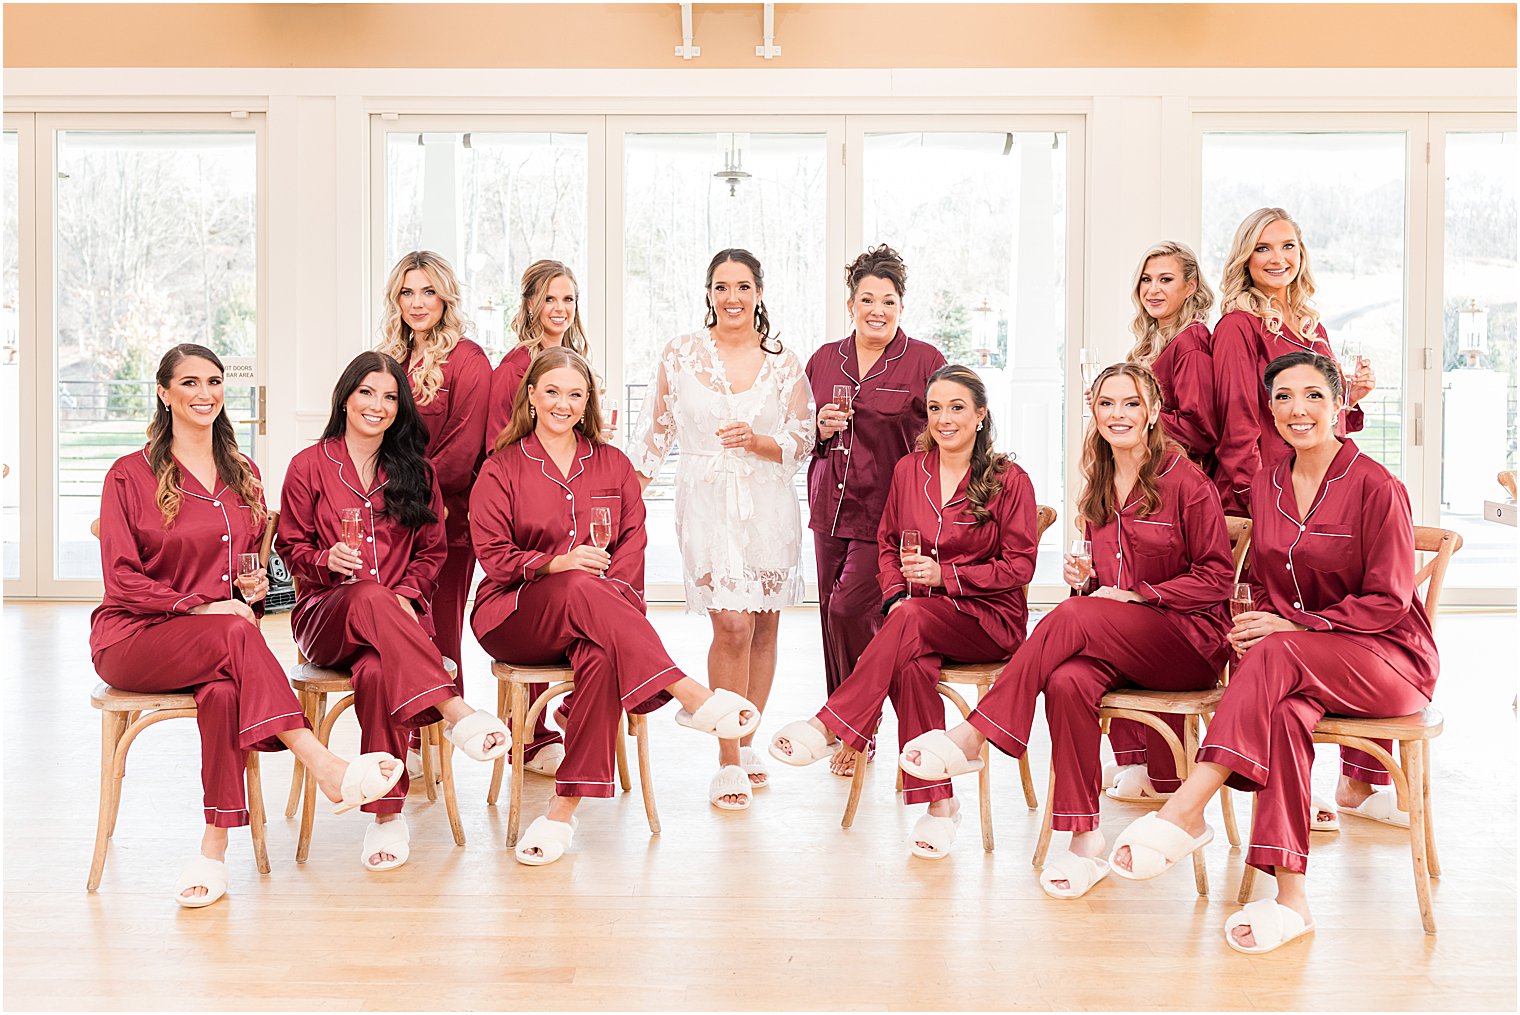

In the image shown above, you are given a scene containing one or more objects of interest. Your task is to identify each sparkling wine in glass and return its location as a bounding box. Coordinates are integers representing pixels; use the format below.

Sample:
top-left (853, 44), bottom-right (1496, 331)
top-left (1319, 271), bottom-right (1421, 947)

top-left (1079, 349), bottom-right (1101, 418)
top-left (833, 384), bottom-right (854, 418)
top-left (236, 552), bottom-right (260, 598)
top-left (901, 528), bottom-right (922, 587)
top-left (339, 507), bottom-right (363, 584)
top-left (590, 507), bottom-right (614, 550)
top-left (606, 398), bottom-right (620, 429)
top-left (1230, 582), bottom-right (1253, 619)
top-left (1070, 538), bottom-right (1093, 588)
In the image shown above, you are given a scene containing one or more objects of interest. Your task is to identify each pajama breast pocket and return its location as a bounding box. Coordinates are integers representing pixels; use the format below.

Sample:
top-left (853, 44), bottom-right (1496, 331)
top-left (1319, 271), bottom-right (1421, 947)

top-left (587, 491), bottom-right (622, 546)
top-left (1129, 518), bottom-right (1180, 561)
top-left (1298, 524), bottom-right (1356, 572)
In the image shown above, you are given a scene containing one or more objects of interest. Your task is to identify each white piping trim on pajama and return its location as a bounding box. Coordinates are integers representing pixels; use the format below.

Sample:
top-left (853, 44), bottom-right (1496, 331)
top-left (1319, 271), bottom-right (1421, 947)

top-left (1341, 759), bottom-right (1388, 775)
top-left (241, 710), bottom-right (303, 734)
top-left (1052, 810), bottom-right (1100, 817)
top-left (556, 779), bottom-right (615, 788)
top-left (820, 704), bottom-right (872, 745)
top-left (208, 807), bottom-right (249, 813)
top-left (1248, 842), bottom-right (1310, 860)
top-left (172, 593), bottom-right (201, 612)
top-left (902, 783), bottom-right (950, 802)
top-left (1198, 742), bottom-right (1267, 771)
top-left (390, 682), bottom-right (455, 716)
top-left (970, 711), bottom-right (1028, 749)
top-left (623, 664), bottom-right (678, 703)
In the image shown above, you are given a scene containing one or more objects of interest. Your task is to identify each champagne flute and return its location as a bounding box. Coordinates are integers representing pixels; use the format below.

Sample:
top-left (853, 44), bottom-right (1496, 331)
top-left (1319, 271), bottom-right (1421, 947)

top-left (339, 507), bottom-right (364, 584)
top-left (832, 384), bottom-right (854, 422)
top-left (236, 552), bottom-right (261, 597)
top-left (1079, 349), bottom-right (1101, 419)
top-left (901, 528), bottom-right (922, 588)
top-left (590, 507), bottom-right (614, 550)
top-left (1230, 582), bottom-right (1254, 619)
top-left (1069, 538), bottom-right (1093, 590)
top-left (606, 398), bottom-right (620, 430)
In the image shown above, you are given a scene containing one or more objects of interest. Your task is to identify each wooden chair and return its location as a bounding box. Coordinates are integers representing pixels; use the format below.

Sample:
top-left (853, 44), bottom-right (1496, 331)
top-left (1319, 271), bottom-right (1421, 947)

top-left (842, 504), bottom-right (1058, 853)
top-left (281, 568), bottom-right (465, 862)
top-left (1237, 525), bottom-right (1462, 934)
top-left (1031, 515), bottom-right (1254, 897)
top-left (86, 514), bottom-right (275, 891)
top-left (487, 661), bottom-right (659, 848)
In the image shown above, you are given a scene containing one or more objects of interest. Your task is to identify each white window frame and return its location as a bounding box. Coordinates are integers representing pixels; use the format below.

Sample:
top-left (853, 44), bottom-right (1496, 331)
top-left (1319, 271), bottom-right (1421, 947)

top-left (4, 114), bottom-right (39, 598)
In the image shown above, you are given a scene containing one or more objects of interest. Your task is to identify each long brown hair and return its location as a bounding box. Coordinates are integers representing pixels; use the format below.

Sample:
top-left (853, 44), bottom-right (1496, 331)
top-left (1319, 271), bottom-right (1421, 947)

top-left (376, 250), bottom-right (471, 406)
top-left (703, 248), bottom-right (782, 355)
top-left (1126, 240), bottom-right (1214, 365)
top-left (147, 343), bottom-right (265, 527)
top-left (508, 259), bottom-right (589, 358)
top-left (1076, 362), bottom-right (1177, 528)
top-left (495, 346), bottom-right (608, 452)
top-left (915, 364), bottom-right (1008, 526)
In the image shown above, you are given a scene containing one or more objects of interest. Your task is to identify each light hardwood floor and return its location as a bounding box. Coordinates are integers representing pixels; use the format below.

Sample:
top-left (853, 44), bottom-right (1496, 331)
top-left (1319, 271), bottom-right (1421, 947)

top-left (3, 601), bottom-right (1515, 1011)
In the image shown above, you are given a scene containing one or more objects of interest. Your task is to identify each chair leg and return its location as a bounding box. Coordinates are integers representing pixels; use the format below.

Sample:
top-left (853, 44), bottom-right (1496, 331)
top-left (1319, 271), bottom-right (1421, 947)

top-left (1183, 716), bottom-right (1209, 897)
top-left (1017, 753), bottom-right (1038, 810)
top-left (615, 719), bottom-right (632, 793)
top-left (285, 689), bottom-right (311, 819)
top-left (296, 692), bottom-right (328, 864)
top-left (1422, 740), bottom-right (1440, 878)
top-left (632, 714), bottom-right (660, 835)
top-left (1032, 763), bottom-right (1057, 868)
top-left (1405, 740), bottom-right (1436, 934)
top-left (487, 677), bottom-right (508, 806)
top-left (842, 747), bottom-right (869, 828)
top-left (420, 723), bottom-right (438, 803)
top-left (246, 752), bottom-right (271, 875)
top-left (977, 743), bottom-right (994, 852)
top-left (506, 682), bottom-right (529, 848)
top-left (104, 713), bottom-right (133, 839)
top-left (435, 722), bottom-right (465, 847)
top-left (87, 711), bottom-right (127, 891)
top-left (1237, 794), bottom-right (1259, 904)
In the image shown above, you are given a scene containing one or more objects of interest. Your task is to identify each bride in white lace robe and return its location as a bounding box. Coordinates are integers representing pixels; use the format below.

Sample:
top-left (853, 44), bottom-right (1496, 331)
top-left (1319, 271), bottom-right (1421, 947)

top-left (631, 329), bottom-right (815, 612)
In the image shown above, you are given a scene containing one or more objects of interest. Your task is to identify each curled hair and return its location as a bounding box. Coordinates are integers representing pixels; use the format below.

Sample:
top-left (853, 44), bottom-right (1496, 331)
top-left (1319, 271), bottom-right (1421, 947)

top-left (845, 243), bottom-right (908, 300)
top-left (915, 364), bottom-right (1009, 526)
top-left (509, 259), bottom-right (589, 359)
top-left (702, 248), bottom-right (782, 355)
top-left (1264, 350), bottom-right (1344, 402)
top-left (496, 346), bottom-right (608, 452)
top-left (320, 352), bottom-right (438, 530)
top-left (376, 250), bottom-right (472, 406)
top-left (147, 343), bottom-right (265, 528)
top-left (1077, 362), bottom-right (1182, 528)
top-left (1127, 241), bottom-right (1215, 365)
top-left (1219, 207), bottom-right (1320, 342)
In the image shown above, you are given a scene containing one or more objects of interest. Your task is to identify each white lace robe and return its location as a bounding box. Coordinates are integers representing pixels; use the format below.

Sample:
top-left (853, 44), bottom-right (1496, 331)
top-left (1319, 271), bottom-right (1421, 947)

top-left (632, 331), bottom-right (816, 613)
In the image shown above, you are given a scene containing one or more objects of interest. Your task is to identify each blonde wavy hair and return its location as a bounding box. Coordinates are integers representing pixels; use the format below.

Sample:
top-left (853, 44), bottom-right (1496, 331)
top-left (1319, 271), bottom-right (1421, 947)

top-left (377, 250), bottom-right (472, 406)
top-left (495, 346), bottom-right (608, 452)
top-left (1218, 207), bottom-right (1320, 341)
top-left (1127, 241), bottom-right (1215, 366)
top-left (509, 259), bottom-right (589, 359)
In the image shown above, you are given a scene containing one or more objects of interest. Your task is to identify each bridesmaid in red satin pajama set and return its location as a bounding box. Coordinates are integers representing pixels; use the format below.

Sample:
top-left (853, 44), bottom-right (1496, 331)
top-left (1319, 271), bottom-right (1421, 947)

top-left (470, 347), bottom-right (760, 865)
top-left (899, 363), bottom-right (1232, 899)
top-left (806, 245), bottom-right (945, 777)
top-left (1210, 208), bottom-right (1395, 829)
top-left (1109, 351), bottom-right (1437, 954)
top-left (483, 260), bottom-right (603, 776)
top-left (92, 344), bottom-right (402, 908)
top-left (277, 352), bottom-right (508, 873)
top-left (1106, 241), bottom-right (1221, 804)
top-left (770, 364), bottom-right (1038, 860)
top-left (376, 252), bottom-right (490, 719)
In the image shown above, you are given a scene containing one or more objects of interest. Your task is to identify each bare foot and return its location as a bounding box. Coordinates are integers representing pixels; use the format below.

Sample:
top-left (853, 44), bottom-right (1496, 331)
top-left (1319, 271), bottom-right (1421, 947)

top-left (829, 746), bottom-right (859, 778)
top-left (312, 754), bottom-right (400, 805)
top-left (1335, 775), bottom-right (1378, 810)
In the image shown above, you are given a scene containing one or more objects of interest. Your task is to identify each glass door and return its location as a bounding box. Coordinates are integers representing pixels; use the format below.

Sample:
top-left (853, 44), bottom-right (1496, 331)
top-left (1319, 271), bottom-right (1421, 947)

top-left (3, 116), bottom-right (36, 596)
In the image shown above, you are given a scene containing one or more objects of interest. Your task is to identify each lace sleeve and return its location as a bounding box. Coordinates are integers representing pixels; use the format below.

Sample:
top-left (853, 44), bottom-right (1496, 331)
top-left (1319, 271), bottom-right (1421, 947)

top-left (630, 340), bottom-right (679, 480)
top-left (771, 349), bottom-right (817, 477)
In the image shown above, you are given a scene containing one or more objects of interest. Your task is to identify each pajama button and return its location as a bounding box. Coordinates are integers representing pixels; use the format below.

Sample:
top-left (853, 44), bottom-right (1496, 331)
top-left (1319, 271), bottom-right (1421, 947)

top-left (1293, 601), bottom-right (1302, 609)
top-left (366, 536), bottom-right (374, 542)
top-left (370, 569), bottom-right (378, 576)
top-left (221, 534), bottom-right (229, 542)
top-left (1286, 563), bottom-right (1293, 570)
top-left (221, 574), bottom-right (229, 582)
top-left (837, 483), bottom-right (844, 490)
top-left (565, 494), bottom-right (572, 500)
top-left (212, 501), bottom-right (221, 507)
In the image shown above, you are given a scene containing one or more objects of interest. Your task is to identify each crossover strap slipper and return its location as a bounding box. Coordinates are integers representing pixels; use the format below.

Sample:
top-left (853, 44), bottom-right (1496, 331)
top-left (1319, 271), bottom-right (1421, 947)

top-left (406, 742), bottom-right (441, 782)
top-left (333, 752), bottom-right (405, 815)
top-left (524, 742), bottom-right (566, 777)
top-left (515, 815), bottom-right (577, 866)
top-left (1039, 851), bottom-right (1111, 900)
top-left (1224, 898), bottom-right (1316, 954)
top-left (1339, 790), bottom-right (1409, 829)
top-left (445, 708), bottom-right (510, 762)
top-left (1102, 761), bottom-right (1139, 791)
top-left (767, 720), bottom-right (839, 767)
top-left (899, 729), bottom-right (985, 781)
top-left (1109, 812), bottom-right (1214, 881)
top-left (709, 765), bottom-right (753, 811)
top-left (739, 745), bottom-right (770, 788)
top-left (1106, 767), bottom-right (1173, 803)
top-left (362, 815), bottom-right (410, 872)
top-left (676, 688), bottom-right (761, 740)
top-left (1310, 793), bottom-right (1341, 832)
top-left (910, 811), bottom-right (962, 860)
top-left (174, 855), bottom-right (228, 909)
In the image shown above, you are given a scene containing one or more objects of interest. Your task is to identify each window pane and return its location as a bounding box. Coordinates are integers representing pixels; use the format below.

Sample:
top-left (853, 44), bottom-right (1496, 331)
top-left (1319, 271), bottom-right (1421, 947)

top-left (54, 130), bottom-right (257, 580)
top-left (864, 131), bottom-right (1069, 584)
top-left (1441, 131), bottom-right (1518, 588)
top-left (3, 131), bottom-right (18, 581)
top-left (622, 132), bottom-right (828, 589)
top-left (1201, 132), bottom-right (1407, 478)
top-left (384, 131), bottom-right (588, 359)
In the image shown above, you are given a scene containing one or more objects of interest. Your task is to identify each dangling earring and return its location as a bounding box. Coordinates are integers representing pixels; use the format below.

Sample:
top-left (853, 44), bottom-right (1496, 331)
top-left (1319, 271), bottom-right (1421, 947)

top-left (159, 400), bottom-right (168, 412)
top-left (529, 405), bottom-right (537, 419)
top-left (976, 420), bottom-right (984, 432)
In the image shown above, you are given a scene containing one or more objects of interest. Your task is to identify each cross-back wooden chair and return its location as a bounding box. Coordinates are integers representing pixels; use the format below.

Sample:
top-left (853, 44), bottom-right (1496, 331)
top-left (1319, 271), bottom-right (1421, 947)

top-left (1236, 525), bottom-right (1462, 934)
top-left (842, 503), bottom-right (1059, 853)
top-left (87, 513), bottom-right (277, 891)
top-left (1030, 514), bottom-right (1253, 897)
